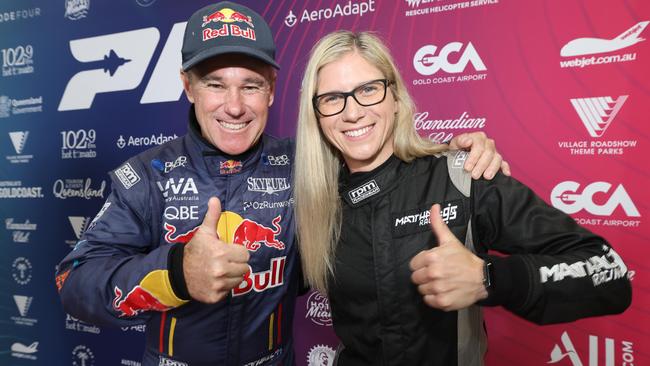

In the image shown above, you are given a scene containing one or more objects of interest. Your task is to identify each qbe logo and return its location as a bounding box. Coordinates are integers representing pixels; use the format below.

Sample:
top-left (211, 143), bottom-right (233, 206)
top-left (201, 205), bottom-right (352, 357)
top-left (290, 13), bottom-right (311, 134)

top-left (551, 181), bottom-right (640, 228)
top-left (548, 331), bottom-right (634, 366)
top-left (412, 42), bottom-right (487, 86)
top-left (58, 24), bottom-right (187, 111)
top-left (61, 129), bottom-right (97, 159)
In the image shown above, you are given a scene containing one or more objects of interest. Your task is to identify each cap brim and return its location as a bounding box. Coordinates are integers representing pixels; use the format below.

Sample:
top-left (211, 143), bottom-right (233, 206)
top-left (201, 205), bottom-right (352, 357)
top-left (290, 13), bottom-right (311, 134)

top-left (182, 45), bottom-right (280, 71)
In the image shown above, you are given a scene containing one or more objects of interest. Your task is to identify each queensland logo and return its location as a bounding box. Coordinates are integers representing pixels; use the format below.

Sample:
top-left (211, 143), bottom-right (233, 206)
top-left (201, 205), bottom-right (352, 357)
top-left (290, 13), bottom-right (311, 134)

top-left (2, 44), bottom-right (35, 77)
top-left (61, 129), bottom-right (97, 159)
top-left (201, 8), bottom-right (256, 42)
top-left (247, 177), bottom-right (290, 195)
top-left (12, 257), bottom-right (32, 285)
top-left (66, 314), bottom-right (100, 334)
top-left (156, 177), bottom-right (199, 201)
top-left (286, 1), bottom-right (375, 27)
top-left (151, 155), bottom-right (187, 173)
top-left (305, 291), bottom-right (332, 326)
top-left (53, 178), bottom-right (106, 200)
top-left (540, 245), bottom-right (627, 287)
top-left (349, 180), bottom-right (379, 204)
top-left (306, 344), bottom-right (335, 366)
top-left (0, 96), bottom-right (43, 117)
top-left (71, 345), bottom-right (95, 366)
top-left (549, 331), bottom-right (634, 366)
top-left (12, 294), bottom-right (37, 326)
top-left (115, 163), bottom-right (141, 189)
top-left (11, 341), bottom-right (38, 360)
top-left (413, 42), bottom-right (487, 86)
top-left (220, 159), bottom-right (242, 174)
top-left (233, 256), bottom-right (285, 296)
top-left (65, 0), bottom-right (90, 20)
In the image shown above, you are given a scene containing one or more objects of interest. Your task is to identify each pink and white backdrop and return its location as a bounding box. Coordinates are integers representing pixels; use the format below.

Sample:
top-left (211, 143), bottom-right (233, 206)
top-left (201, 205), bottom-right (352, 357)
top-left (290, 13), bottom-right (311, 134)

top-left (1, 0), bottom-right (647, 365)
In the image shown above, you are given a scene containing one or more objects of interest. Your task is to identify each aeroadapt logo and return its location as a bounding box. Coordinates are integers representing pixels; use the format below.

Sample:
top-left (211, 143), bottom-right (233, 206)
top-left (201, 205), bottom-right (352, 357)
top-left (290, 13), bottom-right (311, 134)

top-left (557, 95), bottom-right (636, 156)
top-left (116, 133), bottom-right (178, 149)
top-left (284, 0), bottom-right (375, 27)
top-left (404, 0), bottom-right (499, 17)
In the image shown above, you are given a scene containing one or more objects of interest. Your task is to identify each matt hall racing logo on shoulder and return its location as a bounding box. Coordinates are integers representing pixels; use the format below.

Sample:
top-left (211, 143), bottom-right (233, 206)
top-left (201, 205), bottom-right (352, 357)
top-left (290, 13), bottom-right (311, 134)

top-left (551, 181), bottom-right (640, 228)
top-left (404, 0), bottom-right (499, 17)
top-left (283, 0), bottom-right (375, 28)
top-left (548, 331), bottom-right (634, 366)
top-left (412, 41), bottom-right (487, 86)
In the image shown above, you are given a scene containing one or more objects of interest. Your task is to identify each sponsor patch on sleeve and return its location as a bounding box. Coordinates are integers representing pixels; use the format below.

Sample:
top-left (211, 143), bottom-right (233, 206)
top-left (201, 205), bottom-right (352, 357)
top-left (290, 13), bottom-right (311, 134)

top-left (114, 163), bottom-right (141, 189)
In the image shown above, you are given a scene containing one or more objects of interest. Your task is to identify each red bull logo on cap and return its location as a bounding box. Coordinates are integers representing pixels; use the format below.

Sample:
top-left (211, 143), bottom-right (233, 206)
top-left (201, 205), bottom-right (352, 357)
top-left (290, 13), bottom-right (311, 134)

top-left (201, 8), bottom-right (256, 42)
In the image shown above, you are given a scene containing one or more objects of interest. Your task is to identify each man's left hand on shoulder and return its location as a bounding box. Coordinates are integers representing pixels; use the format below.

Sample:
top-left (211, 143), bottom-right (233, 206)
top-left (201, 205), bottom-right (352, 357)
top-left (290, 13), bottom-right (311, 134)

top-left (448, 132), bottom-right (511, 180)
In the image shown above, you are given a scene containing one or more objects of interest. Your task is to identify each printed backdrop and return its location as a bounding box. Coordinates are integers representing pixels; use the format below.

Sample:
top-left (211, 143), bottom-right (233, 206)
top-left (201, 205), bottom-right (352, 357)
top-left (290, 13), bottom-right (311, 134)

top-left (1, 0), bottom-right (648, 365)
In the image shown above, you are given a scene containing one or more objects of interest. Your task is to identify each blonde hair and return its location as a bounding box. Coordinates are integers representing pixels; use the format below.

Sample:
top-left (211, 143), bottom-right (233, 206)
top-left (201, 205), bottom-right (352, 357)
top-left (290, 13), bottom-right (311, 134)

top-left (295, 31), bottom-right (447, 292)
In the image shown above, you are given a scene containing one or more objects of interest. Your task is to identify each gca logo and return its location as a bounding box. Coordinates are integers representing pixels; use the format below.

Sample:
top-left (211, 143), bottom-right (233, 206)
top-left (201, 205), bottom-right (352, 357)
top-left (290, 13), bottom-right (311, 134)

top-left (413, 42), bottom-right (486, 76)
top-left (58, 23), bottom-right (187, 111)
top-left (551, 181), bottom-right (640, 217)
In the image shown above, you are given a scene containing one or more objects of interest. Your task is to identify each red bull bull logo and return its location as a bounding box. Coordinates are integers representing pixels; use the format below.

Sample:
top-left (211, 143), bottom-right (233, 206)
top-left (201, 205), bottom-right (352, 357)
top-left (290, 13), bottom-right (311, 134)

top-left (202, 8), bottom-right (254, 28)
top-left (233, 256), bottom-right (285, 296)
top-left (113, 285), bottom-right (171, 317)
top-left (233, 215), bottom-right (285, 251)
top-left (220, 159), bottom-right (242, 175)
top-left (201, 8), bottom-right (256, 42)
top-left (163, 222), bottom-right (199, 244)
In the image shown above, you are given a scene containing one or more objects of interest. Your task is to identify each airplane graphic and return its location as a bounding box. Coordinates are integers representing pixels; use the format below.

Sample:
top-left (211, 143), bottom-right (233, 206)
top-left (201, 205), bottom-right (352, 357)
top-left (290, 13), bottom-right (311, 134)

top-left (561, 21), bottom-right (648, 57)
top-left (79, 49), bottom-right (131, 77)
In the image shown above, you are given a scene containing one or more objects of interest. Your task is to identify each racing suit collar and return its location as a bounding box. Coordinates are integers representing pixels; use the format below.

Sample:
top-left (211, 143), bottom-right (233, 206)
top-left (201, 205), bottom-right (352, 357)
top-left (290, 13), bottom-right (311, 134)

top-left (339, 154), bottom-right (401, 207)
top-left (187, 105), bottom-right (263, 176)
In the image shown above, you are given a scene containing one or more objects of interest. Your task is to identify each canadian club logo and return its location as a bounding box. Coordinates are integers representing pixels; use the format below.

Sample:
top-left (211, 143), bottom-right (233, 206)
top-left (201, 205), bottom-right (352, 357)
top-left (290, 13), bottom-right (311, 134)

top-left (570, 96), bottom-right (627, 138)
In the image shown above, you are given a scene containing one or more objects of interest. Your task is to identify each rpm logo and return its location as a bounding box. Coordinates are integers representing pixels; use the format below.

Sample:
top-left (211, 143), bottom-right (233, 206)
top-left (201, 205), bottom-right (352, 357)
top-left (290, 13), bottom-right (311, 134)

top-left (551, 181), bottom-right (640, 217)
top-left (413, 42), bottom-right (486, 76)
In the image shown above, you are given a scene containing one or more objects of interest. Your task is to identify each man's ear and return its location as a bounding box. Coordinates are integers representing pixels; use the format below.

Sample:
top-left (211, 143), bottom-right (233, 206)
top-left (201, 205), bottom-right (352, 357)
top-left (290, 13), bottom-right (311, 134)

top-left (268, 69), bottom-right (277, 107)
top-left (180, 69), bottom-right (195, 104)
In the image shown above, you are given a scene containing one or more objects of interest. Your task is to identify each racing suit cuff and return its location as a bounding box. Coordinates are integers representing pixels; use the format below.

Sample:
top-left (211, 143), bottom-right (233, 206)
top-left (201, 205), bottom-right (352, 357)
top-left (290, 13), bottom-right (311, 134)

top-left (476, 255), bottom-right (529, 310)
top-left (168, 243), bottom-right (191, 301)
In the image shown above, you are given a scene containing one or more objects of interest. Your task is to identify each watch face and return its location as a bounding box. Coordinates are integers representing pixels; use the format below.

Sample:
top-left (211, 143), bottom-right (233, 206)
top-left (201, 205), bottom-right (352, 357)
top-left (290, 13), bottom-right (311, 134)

top-left (483, 261), bottom-right (492, 288)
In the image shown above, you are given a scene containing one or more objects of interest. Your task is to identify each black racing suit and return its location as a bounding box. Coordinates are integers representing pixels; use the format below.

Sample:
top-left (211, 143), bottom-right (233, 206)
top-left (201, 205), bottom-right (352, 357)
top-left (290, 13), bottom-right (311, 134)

top-left (329, 153), bottom-right (631, 366)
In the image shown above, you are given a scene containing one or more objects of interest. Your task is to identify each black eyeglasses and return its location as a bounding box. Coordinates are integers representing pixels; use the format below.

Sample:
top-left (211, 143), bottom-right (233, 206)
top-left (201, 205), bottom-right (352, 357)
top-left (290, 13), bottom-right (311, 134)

top-left (312, 79), bottom-right (392, 117)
